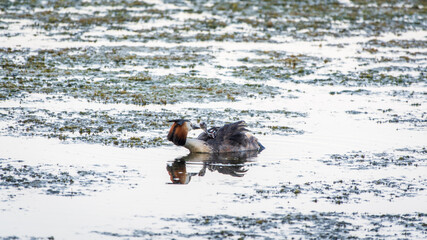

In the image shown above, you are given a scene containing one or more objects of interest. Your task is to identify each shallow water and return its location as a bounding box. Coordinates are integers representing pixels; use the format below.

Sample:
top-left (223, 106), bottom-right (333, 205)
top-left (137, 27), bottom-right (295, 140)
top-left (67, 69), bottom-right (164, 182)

top-left (1, 0), bottom-right (426, 239)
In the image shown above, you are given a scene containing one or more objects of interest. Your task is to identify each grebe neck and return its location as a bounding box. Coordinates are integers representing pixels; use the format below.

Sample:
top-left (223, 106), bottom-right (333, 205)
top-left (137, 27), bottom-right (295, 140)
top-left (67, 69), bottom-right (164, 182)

top-left (184, 138), bottom-right (212, 153)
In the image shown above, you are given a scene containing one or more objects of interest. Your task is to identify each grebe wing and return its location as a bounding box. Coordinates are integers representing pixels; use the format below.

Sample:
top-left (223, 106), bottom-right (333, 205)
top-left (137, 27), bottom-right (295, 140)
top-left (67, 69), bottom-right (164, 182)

top-left (214, 121), bottom-right (250, 146)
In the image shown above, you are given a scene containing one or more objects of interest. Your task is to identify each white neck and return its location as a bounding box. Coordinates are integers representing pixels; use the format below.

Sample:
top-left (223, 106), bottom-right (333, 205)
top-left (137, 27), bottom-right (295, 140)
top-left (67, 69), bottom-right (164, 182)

top-left (184, 138), bottom-right (212, 153)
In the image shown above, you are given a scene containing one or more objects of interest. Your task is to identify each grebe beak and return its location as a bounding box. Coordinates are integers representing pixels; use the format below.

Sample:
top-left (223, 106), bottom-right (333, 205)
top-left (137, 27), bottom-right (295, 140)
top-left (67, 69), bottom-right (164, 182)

top-left (190, 123), bottom-right (200, 130)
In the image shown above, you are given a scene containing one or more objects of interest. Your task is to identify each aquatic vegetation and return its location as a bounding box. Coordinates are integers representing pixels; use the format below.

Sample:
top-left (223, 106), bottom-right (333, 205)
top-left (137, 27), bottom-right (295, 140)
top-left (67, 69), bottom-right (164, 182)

top-left (0, 105), bottom-right (304, 147)
top-left (98, 212), bottom-right (427, 239)
top-left (0, 46), bottom-right (279, 104)
top-left (240, 174), bottom-right (426, 205)
top-left (323, 148), bottom-right (427, 169)
top-left (0, 159), bottom-right (141, 197)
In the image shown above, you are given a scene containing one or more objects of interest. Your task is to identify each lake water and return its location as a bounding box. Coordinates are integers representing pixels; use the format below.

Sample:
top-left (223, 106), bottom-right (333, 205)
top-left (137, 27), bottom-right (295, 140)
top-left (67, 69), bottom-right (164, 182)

top-left (0, 0), bottom-right (426, 239)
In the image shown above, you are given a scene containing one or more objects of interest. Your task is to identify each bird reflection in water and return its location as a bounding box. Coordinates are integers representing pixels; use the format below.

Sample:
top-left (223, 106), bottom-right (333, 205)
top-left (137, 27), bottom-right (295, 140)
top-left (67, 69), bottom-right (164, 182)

top-left (166, 151), bottom-right (259, 184)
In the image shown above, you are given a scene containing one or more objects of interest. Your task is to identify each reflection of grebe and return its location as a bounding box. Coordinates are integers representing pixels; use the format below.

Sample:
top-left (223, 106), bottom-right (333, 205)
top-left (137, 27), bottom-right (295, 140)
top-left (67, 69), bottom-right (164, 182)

top-left (166, 152), bottom-right (257, 184)
top-left (166, 160), bottom-right (196, 184)
top-left (167, 120), bottom-right (265, 153)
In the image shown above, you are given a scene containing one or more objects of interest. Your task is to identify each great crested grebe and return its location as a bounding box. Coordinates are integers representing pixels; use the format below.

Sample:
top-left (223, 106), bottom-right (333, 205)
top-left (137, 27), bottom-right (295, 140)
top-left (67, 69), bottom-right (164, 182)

top-left (167, 119), bottom-right (265, 153)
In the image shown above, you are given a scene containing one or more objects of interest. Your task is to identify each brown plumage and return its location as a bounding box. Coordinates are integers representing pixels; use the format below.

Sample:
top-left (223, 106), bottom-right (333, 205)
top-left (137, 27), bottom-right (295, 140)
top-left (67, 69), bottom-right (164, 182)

top-left (167, 120), bottom-right (190, 146)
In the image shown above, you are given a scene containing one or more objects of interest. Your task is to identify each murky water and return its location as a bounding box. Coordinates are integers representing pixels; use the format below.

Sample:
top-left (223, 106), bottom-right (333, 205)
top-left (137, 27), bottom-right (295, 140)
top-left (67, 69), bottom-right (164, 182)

top-left (1, 0), bottom-right (426, 239)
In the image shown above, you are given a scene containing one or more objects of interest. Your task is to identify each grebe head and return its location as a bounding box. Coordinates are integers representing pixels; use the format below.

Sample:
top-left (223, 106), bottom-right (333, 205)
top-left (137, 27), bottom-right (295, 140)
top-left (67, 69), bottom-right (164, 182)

top-left (167, 119), bottom-right (199, 146)
top-left (199, 122), bottom-right (207, 130)
top-left (166, 160), bottom-right (195, 184)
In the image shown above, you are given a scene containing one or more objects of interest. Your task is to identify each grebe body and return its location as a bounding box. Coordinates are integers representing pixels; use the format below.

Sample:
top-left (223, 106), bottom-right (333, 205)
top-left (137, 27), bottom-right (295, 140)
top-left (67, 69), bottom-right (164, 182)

top-left (167, 120), bottom-right (264, 154)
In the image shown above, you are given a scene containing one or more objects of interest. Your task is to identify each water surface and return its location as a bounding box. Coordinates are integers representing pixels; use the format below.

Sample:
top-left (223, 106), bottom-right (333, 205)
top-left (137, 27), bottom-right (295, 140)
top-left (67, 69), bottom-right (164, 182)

top-left (0, 0), bottom-right (426, 239)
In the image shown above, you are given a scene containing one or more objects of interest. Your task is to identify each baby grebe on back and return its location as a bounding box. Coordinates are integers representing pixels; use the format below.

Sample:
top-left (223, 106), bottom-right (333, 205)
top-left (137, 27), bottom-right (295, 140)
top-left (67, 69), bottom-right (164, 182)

top-left (167, 120), bottom-right (265, 153)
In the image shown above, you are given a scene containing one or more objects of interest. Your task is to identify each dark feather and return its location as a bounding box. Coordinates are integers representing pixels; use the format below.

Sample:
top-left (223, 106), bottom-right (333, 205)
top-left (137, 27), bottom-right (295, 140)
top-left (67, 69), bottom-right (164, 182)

top-left (197, 131), bottom-right (210, 141)
top-left (167, 122), bottom-right (177, 141)
top-left (168, 119), bottom-right (189, 125)
top-left (215, 121), bottom-right (248, 144)
top-left (207, 121), bottom-right (254, 152)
